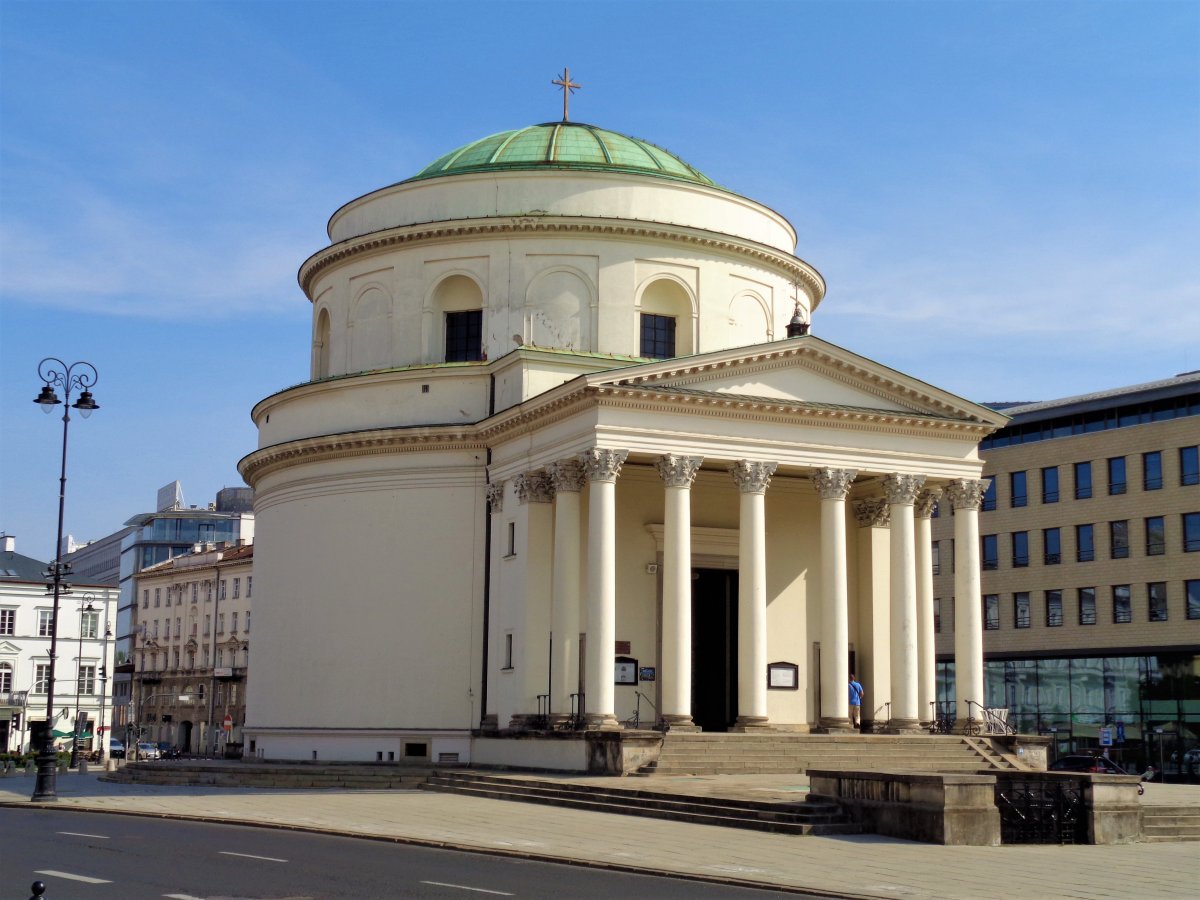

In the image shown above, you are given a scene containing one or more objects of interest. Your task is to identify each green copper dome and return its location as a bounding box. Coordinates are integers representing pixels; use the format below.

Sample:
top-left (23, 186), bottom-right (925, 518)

top-left (408, 123), bottom-right (718, 187)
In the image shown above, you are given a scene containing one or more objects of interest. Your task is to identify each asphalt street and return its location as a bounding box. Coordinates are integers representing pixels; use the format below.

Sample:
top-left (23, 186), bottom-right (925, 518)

top-left (4, 808), bottom-right (813, 899)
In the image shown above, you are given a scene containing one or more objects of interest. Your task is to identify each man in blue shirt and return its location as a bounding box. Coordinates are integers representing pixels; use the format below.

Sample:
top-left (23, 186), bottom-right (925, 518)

top-left (848, 674), bottom-right (864, 730)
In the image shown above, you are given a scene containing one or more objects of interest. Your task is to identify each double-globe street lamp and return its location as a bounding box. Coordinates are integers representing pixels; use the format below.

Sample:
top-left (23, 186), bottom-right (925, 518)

top-left (30, 358), bottom-right (99, 803)
top-left (69, 593), bottom-right (97, 769)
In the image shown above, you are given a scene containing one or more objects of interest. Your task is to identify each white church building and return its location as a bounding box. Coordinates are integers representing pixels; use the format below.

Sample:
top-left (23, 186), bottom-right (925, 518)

top-left (239, 117), bottom-right (1006, 765)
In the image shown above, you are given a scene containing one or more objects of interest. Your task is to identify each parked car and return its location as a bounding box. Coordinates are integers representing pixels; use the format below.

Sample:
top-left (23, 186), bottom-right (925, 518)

top-left (1049, 754), bottom-right (1130, 774)
top-left (136, 742), bottom-right (161, 760)
top-left (156, 741), bottom-right (181, 759)
top-left (108, 739), bottom-right (126, 759)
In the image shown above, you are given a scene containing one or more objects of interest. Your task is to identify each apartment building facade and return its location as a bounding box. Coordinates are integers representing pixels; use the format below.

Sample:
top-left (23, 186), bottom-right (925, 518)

top-left (130, 542), bottom-right (252, 756)
top-left (931, 372), bottom-right (1200, 767)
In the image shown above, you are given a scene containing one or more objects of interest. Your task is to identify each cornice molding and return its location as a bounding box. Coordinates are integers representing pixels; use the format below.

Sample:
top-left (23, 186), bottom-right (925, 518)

top-left (299, 215), bottom-right (825, 302)
top-left (239, 428), bottom-right (483, 486)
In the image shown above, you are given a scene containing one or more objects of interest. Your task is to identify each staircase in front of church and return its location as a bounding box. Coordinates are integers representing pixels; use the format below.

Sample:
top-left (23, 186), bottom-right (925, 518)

top-left (639, 732), bottom-right (1024, 776)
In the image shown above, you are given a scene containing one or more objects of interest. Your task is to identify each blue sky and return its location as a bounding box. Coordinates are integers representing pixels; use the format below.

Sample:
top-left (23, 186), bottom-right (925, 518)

top-left (2, 0), bottom-right (1197, 561)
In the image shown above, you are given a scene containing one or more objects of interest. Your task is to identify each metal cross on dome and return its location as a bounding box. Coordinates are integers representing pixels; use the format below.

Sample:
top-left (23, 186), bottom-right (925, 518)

top-left (551, 67), bottom-right (581, 121)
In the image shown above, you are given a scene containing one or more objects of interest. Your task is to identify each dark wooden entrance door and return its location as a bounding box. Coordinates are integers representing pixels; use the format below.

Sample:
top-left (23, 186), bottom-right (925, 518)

top-left (691, 568), bottom-right (738, 732)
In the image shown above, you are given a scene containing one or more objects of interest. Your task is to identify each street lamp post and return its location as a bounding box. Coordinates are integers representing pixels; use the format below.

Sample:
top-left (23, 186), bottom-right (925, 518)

top-left (97, 620), bottom-right (112, 766)
top-left (69, 594), bottom-right (97, 769)
top-left (30, 358), bottom-right (99, 803)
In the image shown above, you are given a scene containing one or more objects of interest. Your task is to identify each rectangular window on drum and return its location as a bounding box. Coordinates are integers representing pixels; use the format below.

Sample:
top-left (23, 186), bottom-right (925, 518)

top-left (639, 313), bottom-right (676, 359)
top-left (445, 310), bottom-right (483, 362)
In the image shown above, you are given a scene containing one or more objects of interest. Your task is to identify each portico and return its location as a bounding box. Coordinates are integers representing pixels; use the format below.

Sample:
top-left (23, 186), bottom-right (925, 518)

top-left (481, 338), bottom-right (1001, 735)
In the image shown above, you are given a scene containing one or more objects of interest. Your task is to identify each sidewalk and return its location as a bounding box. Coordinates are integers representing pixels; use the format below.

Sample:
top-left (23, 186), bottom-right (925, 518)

top-left (2, 770), bottom-right (1197, 899)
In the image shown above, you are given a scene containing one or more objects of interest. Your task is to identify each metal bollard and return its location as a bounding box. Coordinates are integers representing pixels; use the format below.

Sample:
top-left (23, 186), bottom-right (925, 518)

top-left (30, 880), bottom-right (47, 898)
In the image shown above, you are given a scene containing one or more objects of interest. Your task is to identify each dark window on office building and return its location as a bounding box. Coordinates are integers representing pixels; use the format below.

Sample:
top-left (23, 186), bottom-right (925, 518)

top-left (1143, 451), bottom-right (1163, 491)
top-left (1014, 592), bottom-right (1031, 628)
top-left (1045, 590), bottom-right (1063, 627)
top-left (1042, 467), bottom-right (1059, 503)
top-left (982, 534), bottom-right (999, 570)
top-left (1187, 580), bottom-right (1200, 620)
top-left (1078, 587), bottom-right (1097, 625)
top-left (640, 313), bottom-right (676, 359)
top-left (1010, 471), bottom-right (1027, 507)
top-left (1185, 512), bottom-right (1200, 552)
top-left (1012, 531), bottom-right (1029, 567)
top-left (934, 598), bottom-right (941, 633)
top-left (1146, 516), bottom-right (1166, 556)
top-left (1076, 523), bottom-right (1095, 562)
top-left (1112, 585), bottom-right (1132, 624)
top-left (1108, 457), bottom-right (1127, 495)
top-left (1043, 527), bottom-right (1061, 564)
top-left (1074, 461), bottom-right (1092, 499)
top-left (1110, 520), bottom-right (1129, 559)
top-left (1148, 583), bottom-right (1168, 622)
top-left (931, 541), bottom-right (940, 575)
top-left (1182, 446), bottom-right (1199, 486)
top-left (982, 477), bottom-right (997, 512)
top-left (984, 594), bottom-right (1000, 630)
top-left (445, 310), bottom-right (483, 362)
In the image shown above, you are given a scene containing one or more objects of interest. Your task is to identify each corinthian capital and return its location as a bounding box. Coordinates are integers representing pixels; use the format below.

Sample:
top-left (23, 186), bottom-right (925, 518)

top-left (945, 478), bottom-right (989, 511)
top-left (882, 473), bottom-right (926, 506)
top-left (812, 467), bottom-right (857, 500)
top-left (853, 498), bottom-right (891, 528)
top-left (514, 471), bottom-right (554, 504)
top-left (729, 459), bottom-right (777, 494)
top-left (915, 488), bottom-right (942, 519)
top-left (580, 448), bottom-right (628, 483)
top-left (547, 459), bottom-right (586, 494)
top-left (655, 454), bottom-right (703, 488)
top-left (486, 482), bottom-right (505, 514)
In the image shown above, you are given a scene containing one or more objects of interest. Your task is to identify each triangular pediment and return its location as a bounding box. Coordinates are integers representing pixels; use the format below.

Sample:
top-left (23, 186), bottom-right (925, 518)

top-left (0, 641), bottom-right (19, 656)
top-left (589, 335), bottom-right (1006, 425)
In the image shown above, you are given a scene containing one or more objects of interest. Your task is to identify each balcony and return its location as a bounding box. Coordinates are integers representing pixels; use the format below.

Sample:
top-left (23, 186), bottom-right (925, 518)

top-left (214, 666), bottom-right (246, 682)
top-left (1, 690), bottom-right (29, 708)
top-left (135, 671), bottom-right (163, 684)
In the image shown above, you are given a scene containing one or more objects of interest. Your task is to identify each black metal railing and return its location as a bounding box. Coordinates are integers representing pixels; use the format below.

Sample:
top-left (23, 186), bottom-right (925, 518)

top-left (995, 775), bottom-right (1087, 844)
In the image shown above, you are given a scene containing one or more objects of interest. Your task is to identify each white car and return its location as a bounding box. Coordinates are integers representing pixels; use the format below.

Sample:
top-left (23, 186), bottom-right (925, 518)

top-left (136, 742), bottom-right (161, 760)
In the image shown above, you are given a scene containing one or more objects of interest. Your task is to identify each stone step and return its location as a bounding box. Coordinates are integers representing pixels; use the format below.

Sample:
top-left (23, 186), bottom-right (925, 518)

top-left (1142, 814), bottom-right (1200, 827)
top-left (422, 774), bottom-right (858, 836)
top-left (103, 762), bottom-right (432, 789)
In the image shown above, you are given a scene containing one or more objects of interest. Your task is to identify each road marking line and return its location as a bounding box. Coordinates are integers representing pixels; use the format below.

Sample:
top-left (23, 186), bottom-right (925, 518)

top-left (57, 831), bottom-right (110, 839)
top-left (36, 870), bottom-right (113, 884)
top-left (219, 850), bottom-right (288, 863)
top-left (164, 895), bottom-right (207, 899)
top-left (420, 882), bottom-right (514, 896)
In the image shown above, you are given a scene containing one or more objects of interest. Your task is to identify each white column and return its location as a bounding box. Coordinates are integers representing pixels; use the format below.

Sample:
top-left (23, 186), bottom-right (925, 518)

top-left (581, 448), bottom-right (628, 730)
top-left (883, 473), bottom-right (926, 732)
top-left (656, 454), bottom-right (703, 730)
top-left (813, 467), bottom-right (857, 732)
top-left (914, 489), bottom-right (941, 724)
top-left (947, 478), bottom-right (988, 728)
top-left (512, 470), bottom-right (555, 729)
top-left (481, 481), bottom-right (505, 733)
top-left (547, 460), bottom-right (585, 722)
top-left (729, 460), bottom-right (777, 731)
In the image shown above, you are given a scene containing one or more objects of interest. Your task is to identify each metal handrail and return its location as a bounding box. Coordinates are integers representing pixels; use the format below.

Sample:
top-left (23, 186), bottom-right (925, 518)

top-left (965, 698), bottom-right (1016, 735)
top-left (625, 690), bottom-right (657, 729)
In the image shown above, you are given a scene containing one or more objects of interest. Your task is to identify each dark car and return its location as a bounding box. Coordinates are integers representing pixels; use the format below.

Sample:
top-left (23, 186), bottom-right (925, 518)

top-left (1049, 754), bottom-right (1130, 774)
top-left (156, 741), bottom-right (181, 759)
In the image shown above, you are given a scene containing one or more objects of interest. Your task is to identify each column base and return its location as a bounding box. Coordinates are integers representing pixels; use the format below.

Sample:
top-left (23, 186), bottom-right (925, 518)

top-left (815, 716), bottom-right (856, 734)
top-left (660, 714), bottom-right (699, 732)
top-left (731, 716), bottom-right (773, 732)
top-left (585, 714), bottom-right (621, 731)
top-left (885, 718), bottom-right (925, 735)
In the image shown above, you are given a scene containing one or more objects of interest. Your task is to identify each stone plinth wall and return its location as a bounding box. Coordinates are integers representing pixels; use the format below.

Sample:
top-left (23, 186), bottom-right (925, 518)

top-left (808, 769), bottom-right (1001, 845)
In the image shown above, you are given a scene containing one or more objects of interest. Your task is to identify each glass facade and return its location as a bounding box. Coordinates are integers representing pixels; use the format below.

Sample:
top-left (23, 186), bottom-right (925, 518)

top-left (938, 653), bottom-right (1200, 774)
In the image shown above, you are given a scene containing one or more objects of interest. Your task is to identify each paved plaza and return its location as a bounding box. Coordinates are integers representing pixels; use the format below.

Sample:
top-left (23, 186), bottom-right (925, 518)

top-left (2, 770), bottom-right (1198, 898)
